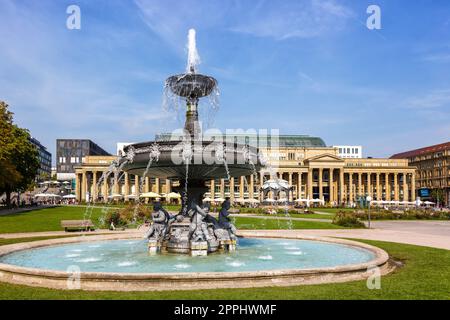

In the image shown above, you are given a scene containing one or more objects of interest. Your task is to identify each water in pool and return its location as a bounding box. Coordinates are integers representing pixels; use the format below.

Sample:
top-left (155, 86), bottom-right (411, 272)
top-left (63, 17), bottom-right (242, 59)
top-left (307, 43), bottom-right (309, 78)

top-left (0, 238), bottom-right (375, 273)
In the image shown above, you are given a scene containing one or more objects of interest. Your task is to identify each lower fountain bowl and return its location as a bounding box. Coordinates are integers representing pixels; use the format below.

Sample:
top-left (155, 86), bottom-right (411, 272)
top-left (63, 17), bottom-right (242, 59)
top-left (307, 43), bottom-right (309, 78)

top-left (122, 140), bottom-right (260, 180)
top-left (0, 233), bottom-right (393, 291)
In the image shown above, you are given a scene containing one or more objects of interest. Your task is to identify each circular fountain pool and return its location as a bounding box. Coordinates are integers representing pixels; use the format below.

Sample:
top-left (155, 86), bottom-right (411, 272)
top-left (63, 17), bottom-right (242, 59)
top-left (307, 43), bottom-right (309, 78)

top-left (0, 238), bottom-right (375, 273)
top-left (0, 233), bottom-right (391, 291)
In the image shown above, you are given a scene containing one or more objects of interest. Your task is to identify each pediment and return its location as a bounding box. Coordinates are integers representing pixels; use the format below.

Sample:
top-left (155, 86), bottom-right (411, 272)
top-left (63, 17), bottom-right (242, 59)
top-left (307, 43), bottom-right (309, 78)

top-left (305, 153), bottom-right (344, 163)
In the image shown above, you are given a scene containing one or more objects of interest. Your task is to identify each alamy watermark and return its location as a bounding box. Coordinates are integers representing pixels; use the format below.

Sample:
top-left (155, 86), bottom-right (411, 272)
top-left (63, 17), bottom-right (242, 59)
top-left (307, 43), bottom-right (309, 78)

top-left (366, 265), bottom-right (381, 290)
top-left (367, 5), bottom-right (382, 30)
top-left (66, 5), bottom-right (81, 30)
top-left (66, 265), bottom-right (81, 290)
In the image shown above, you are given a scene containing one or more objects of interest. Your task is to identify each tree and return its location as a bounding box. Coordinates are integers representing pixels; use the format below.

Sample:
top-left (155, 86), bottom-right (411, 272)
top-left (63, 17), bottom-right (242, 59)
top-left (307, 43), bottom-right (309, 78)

top-left (431, 189), bottom-right (444, 207)
top-left (0, 101), bottom-right (40, 207)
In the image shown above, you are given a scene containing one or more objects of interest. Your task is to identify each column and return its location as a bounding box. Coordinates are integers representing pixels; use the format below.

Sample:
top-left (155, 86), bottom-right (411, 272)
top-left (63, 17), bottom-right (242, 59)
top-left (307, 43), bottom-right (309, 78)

top-left (81, 171), bottom-right (87, 201)
top-left (403, 172), bottom-right (408, 202)
top-left (230, 177), bottom-right (235, 202)
top-left (339, 169), bottom-right (344, 204)
top-left (250, 175), bottom-right (254, 199)
top-left (239, 176), bottom-right (244, 199)
top-left (92, 171), bottom-right (98, 201)
top-left (102, 173), bottom-right (108, 202)
top-left (385, 173), bottom-right (390, 201)
top-left (297, 172), bottom-right (302, 199)
top-left (144, 177), bottom-right (150, 193)
top-left (75, 173), bottom-right (81, 201)
top-left (155, 178), bottom-right (160, 194)
top-left (166, 179), bottom-right (171, 194)
top-left (367, 173), bottom-right (371, 198)
top-left (210, 179), bottom-right (215, 199)
top-left (376, 173), bottom-right (381, 200)
top-left (220, 179), bottom-right (225, 198)
top-left (349, 173), bottom-right (353, 203)
top-left (358, 172), bottom-right (362, 197)
top-left (134, 175), bottom-right (139, 195)
top-left (318, 168), bottom-right (323, 200)
top-left (113, 174), bottom-right (119, 195)
top-left (308, 168), bottom-right (313, 199)
top-left (288, 172), bottom-right (293, 202)
top-left (394, 173), bottom-right (399, 201)
top-left (329, 169), bottom-right (334, 204)
top-left (124, 173), bottom-right (129, 197)
top-left (411, 172), bottom-right (416, 201)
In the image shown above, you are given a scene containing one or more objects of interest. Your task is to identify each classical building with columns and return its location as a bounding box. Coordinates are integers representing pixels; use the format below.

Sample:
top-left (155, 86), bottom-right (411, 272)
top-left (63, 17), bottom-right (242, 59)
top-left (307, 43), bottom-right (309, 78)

top-left (391, 141), bottom-right (450, 206)
top-left (74, 135), bottom-right (416, 205)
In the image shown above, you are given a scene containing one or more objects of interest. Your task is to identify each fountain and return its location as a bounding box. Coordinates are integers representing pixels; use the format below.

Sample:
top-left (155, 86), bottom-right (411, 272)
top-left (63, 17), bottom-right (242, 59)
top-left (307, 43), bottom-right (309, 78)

top-left (120, 29), bottom-right (261, 256)
top-left (0, 29), bottom-right (393, 292)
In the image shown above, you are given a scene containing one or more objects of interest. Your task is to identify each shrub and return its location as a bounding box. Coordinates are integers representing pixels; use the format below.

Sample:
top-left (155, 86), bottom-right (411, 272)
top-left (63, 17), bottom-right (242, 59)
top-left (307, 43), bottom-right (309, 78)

top-left (103, 204), bottom-right (152, 228)
top-left (332, 212), bottom-right (366, 228)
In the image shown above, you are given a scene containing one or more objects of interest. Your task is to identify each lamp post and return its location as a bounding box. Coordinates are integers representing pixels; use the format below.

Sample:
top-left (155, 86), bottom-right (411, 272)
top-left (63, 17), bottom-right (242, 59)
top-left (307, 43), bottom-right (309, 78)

top-left (366, 195), bottom-right (372, 229)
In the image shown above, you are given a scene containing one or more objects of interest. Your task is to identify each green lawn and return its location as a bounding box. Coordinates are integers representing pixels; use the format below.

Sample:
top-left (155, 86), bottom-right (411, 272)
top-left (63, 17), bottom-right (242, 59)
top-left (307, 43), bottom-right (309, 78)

top-left (0, 206), bottom-right (110, 234)
top-left (0, 206), bottom-right (342, 234)
top-left (0, 239), bottom-right (448, 299)
top-left (249, 213), bottom-right (333, 220)
top-left (233, 217), bottom-right (341, 229)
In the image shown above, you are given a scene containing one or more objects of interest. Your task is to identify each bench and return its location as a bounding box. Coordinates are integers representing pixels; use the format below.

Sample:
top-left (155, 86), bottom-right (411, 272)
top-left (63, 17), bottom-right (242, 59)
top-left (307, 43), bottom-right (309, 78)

top-left (61, 220), bottom-right (95, 232)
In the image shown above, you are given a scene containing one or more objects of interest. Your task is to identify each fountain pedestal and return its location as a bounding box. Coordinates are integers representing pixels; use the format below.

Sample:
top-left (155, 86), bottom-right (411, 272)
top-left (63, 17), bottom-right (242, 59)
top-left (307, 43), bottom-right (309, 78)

top-left (190, 241), bottom-right (208, 256)
top-left (220, 240), bottom-right (237, 252)
top-left (148, 240), bottom-right (161, 255)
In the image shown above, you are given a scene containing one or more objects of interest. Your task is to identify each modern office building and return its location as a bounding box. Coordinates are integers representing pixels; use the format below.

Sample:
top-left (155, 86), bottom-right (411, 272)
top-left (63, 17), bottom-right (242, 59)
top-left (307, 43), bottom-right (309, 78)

top-left (74, 135), bottom-right (416, 205)
top-left (29, 137), bottom-right (52, 182)
top-left (333, 146), bottom-right (363, 159)
top-left (56, 139), bottom-right (110, 181)
top-left (391, 141), bottom-right (450, 206)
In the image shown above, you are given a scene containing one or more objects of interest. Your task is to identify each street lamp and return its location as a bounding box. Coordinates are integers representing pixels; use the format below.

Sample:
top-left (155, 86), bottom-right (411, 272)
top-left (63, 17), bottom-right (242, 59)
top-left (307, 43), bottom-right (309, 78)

top-left (366, 195), bottom-right (372, 229)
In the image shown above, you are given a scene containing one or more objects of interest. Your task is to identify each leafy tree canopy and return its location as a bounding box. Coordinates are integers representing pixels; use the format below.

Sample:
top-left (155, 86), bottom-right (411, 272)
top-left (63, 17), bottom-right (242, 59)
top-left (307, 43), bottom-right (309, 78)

top-left (0, 101), bottom-right (40, 205)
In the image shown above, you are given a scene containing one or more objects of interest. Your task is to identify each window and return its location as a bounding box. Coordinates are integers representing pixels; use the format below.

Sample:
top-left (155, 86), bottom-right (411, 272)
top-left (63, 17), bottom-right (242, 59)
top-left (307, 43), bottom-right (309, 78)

top-left (347, 148), bottom-right (350, 154)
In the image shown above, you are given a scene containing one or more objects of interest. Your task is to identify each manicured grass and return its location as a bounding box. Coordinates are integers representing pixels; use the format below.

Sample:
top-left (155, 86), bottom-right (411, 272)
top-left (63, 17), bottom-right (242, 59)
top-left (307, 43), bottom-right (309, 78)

top-left (0, 206), bottom-right (342, 234)
top-left (0, 206), bottom-right (111, 234)
top-left (313, 208), bottom-right (354, 214)
top-left (0, 239), bottom-right (448, 299)
top-left (249, 213), bottom-right (333, 220)
top-left (233, 217), bottom-right (343, 229)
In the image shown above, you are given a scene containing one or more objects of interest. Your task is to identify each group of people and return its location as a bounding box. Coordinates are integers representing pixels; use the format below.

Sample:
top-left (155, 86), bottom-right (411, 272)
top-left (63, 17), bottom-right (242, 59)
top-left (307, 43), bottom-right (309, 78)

top-left (145, 198), bottom-right (237, 243)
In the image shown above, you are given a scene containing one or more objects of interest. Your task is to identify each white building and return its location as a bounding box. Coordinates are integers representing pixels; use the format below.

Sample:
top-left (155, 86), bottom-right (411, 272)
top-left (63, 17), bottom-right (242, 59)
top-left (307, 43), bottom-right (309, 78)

top-left (333, 145), bottom-right (363, 159)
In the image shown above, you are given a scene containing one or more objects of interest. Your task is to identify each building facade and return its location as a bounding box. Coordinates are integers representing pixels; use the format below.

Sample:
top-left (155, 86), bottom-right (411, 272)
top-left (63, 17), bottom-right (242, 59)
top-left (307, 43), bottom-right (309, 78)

top-left (391, 141), bottom-right (450, 206)
top-left (74, 135), bottom-right (416, 205)
top-left (29, 137), bottom-right (52, 182)
top-left (56, 139), bottom-right (110, 181)
top-left (333, 145), bottom-right (363, 159)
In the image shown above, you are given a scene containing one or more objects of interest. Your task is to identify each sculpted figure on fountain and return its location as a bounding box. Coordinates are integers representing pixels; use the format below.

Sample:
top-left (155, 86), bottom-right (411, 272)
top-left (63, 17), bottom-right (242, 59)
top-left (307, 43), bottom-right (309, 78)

top-left (218, 199), bottom-right (237, 240)
top-left (145, 202), bottom-right (169, 241)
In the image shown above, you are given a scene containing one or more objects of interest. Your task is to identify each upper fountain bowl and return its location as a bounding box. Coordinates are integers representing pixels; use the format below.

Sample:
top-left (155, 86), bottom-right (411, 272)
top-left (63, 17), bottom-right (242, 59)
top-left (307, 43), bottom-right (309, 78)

top-left (166, 73), bottom-right (217, 99)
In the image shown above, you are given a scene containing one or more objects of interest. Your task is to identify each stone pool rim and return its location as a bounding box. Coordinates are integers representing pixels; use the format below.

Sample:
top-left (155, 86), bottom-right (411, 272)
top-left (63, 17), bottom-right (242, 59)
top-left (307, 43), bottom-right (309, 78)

top-left (0, 232), bottom-right (392, 291)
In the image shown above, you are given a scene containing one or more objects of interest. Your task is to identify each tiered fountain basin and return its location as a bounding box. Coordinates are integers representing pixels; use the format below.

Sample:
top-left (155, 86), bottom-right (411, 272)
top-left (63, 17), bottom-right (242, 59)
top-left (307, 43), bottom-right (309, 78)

top-left (122, 140), bottom-right (259, 179)
top-left (0, 233), bottom-right (391, 291)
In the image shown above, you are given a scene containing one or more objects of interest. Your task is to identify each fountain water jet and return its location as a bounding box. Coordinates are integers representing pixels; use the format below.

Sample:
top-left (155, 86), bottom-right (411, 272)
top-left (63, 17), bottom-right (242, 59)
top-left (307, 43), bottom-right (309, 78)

top-left (120, 29), bottom-right (261, 255)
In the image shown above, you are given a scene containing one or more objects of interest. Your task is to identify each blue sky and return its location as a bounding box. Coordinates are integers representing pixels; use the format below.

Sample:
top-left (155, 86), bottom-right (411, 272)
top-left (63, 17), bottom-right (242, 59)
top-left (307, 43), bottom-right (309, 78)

top-left (1, 0), bottom-right (449, 163)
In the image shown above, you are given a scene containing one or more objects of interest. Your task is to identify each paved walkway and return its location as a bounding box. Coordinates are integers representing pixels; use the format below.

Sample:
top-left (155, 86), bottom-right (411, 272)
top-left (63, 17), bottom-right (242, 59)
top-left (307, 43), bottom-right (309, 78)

top-left (245, 220), bottom-right (450, 250)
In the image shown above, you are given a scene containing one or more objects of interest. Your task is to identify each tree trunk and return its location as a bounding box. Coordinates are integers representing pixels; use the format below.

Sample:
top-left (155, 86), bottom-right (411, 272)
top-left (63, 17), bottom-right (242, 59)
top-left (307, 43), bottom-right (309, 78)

top-left (5, 191), bottom-right (11, 208)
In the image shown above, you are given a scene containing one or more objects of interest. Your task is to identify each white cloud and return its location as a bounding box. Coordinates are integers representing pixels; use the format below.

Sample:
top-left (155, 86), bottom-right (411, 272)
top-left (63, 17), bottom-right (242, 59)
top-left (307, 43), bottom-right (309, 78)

top-left (422, 53), bottom-right (450, 63)
top-left (406, 89), bottom-right (450, 109)
top-left (134, 0), bottom-right (354, 44)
